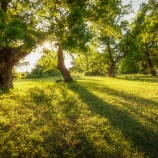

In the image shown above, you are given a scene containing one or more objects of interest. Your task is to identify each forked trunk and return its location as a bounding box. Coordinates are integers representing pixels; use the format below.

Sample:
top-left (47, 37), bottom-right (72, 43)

top-left (57, 46), bottom-right (73, 82)
top-left (108, 62), bottom-right (116, 78)
top-left (145, 52), bottom-right (156, 76)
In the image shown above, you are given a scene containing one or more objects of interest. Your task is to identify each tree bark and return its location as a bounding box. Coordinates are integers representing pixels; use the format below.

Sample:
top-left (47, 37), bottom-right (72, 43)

top-left (108, 61), bottom-right (116, 78)
top-left (106, 38), bottom-right (116, 78)
top-left (145, 52), bottom-right (156, 76)
top-left (0, 62), bottom-right (13, 91)
top-left (0, 46), bottom-right (28, 91)
top-left (57, 46), bottom-right (73, 82)
top-left (1, 1), bottom-right (9, 12)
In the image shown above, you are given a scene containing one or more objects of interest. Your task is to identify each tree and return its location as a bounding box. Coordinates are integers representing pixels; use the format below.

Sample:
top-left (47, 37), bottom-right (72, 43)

top-left (0, 0), bottom-right (45, 90)
top-left (71, 46), bottom-right (108, 76)
top-left (30, 50), bottom-right (60, 78)
top-left (96, 2), bottom-right (132, 77)
top-left (40, 0), bottom-right (133, 81)
top-left (69, 0), bottom-right (133, 78)
top-left (130, 0), bottom-right (158, 76)
top-left (38, 0), bottom-right (92, 82)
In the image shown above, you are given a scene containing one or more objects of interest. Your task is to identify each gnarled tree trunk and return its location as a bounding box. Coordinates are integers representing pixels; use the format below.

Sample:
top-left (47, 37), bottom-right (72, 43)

top-left (0, 46), bottom-right (28, 91)
top-left (0, 2), bottom-right (30, 91)
top-left (108, 61), bottom-right (116, 78)
top-left (0, 61), bottom-right (14, 90)
top-left (57, 46), bottom-right (73, 82)
top-left (145, 52), bottom-right (156, 76)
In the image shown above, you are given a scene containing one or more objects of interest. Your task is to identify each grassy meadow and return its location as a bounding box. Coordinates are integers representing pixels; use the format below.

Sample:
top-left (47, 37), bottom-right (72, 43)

top-left (0, 75), bottom-right (158, 158)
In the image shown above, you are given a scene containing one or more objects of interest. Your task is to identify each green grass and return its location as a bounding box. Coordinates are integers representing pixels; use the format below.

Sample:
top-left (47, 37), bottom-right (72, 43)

top-left (0, 76), bottom-right (158, 158)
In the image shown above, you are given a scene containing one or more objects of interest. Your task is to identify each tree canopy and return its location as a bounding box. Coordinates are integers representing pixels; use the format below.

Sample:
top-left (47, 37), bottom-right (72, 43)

top-left (0, 0), bottom-right (158, 90)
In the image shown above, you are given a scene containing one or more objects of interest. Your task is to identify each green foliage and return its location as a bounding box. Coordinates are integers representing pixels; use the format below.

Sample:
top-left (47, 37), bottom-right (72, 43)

top-left (91, 0), bottom-right (132, 77)
top-left (0, 76), bottom-right (158, 157)
top-left (0, 0), bottom-right (46, 48)
top-left (13, 72), bottom-right (27, 80)
top-left (38, 51), bottom-right (58, 72)
top-left (128, 0), bottom-right (158, 74)
top-left (41, 0), bottom-right (92, 52)
top-left (28, 51), bottom-right (60, 78)
top-left (4, 19), bottom-right (27, 39)
top-left (119, 50), bottom-right (142, 74)
top-left (71, 47), bottom-right (108, 76)
top-left (120, 58), bottom-right (140, 74)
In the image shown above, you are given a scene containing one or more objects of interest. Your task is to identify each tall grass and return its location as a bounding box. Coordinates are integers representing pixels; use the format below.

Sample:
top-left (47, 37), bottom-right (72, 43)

top-left (0, 76), bottom-right (158, 157)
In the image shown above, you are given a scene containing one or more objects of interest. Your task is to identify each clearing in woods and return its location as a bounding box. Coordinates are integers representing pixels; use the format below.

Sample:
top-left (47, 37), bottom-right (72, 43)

top-left (0, 76), bottom-right (158, 158)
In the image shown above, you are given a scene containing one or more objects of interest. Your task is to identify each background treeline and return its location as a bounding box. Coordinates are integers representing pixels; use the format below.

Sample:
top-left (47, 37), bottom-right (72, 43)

top-left (15, 0), bottom-right (158, 79)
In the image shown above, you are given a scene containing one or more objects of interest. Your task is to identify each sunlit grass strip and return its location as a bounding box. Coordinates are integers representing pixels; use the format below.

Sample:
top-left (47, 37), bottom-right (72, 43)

top-left (0, 76), bottom-right (157, 157)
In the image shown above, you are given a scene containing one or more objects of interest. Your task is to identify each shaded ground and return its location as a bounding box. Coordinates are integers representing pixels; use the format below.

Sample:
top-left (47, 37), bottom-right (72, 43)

top-left (0, 76), bottom-right (157, 158)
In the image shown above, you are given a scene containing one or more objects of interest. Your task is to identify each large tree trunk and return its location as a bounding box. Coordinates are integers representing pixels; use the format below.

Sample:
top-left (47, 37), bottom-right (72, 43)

top-left (57, 46), bottom-right (73, 82)
top-left (0, 46), bottom-right (28, 91)
top-left (1, 1), bottom-right (9, 12)
top-left (0, 61), bottom-right (13, 90)
top-left (145, 52), bottom-right (156, 76)
top-left (108, 61), bottom-right (116, 78)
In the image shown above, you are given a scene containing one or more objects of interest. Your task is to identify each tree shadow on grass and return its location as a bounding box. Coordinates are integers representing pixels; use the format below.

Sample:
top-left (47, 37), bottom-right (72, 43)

top-left (67, 81), bottom-right (158, 158)
top-left (89, 83), bottom-right (158, 125)
top-left (117, 75), bottom-right (158, 83)
top-left (27, 85), bottom-right (112, 157)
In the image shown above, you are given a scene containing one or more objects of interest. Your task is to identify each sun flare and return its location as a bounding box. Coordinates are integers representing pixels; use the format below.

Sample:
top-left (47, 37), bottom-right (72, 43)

top-left (43, 42), bottom-right (51, 50)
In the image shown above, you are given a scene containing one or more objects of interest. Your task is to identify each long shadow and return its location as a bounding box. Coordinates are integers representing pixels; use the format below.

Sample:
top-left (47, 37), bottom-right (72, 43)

top-left (27, 84), bottom-right (106, 157)
top-left (117, 75), bottom-right (158, 83)
top-left (86, 82), bottom-right (158, 109)
top-left (88, 84), bottom-right (158, 125)
top-left (67, 82), bottom-right (158, 158)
